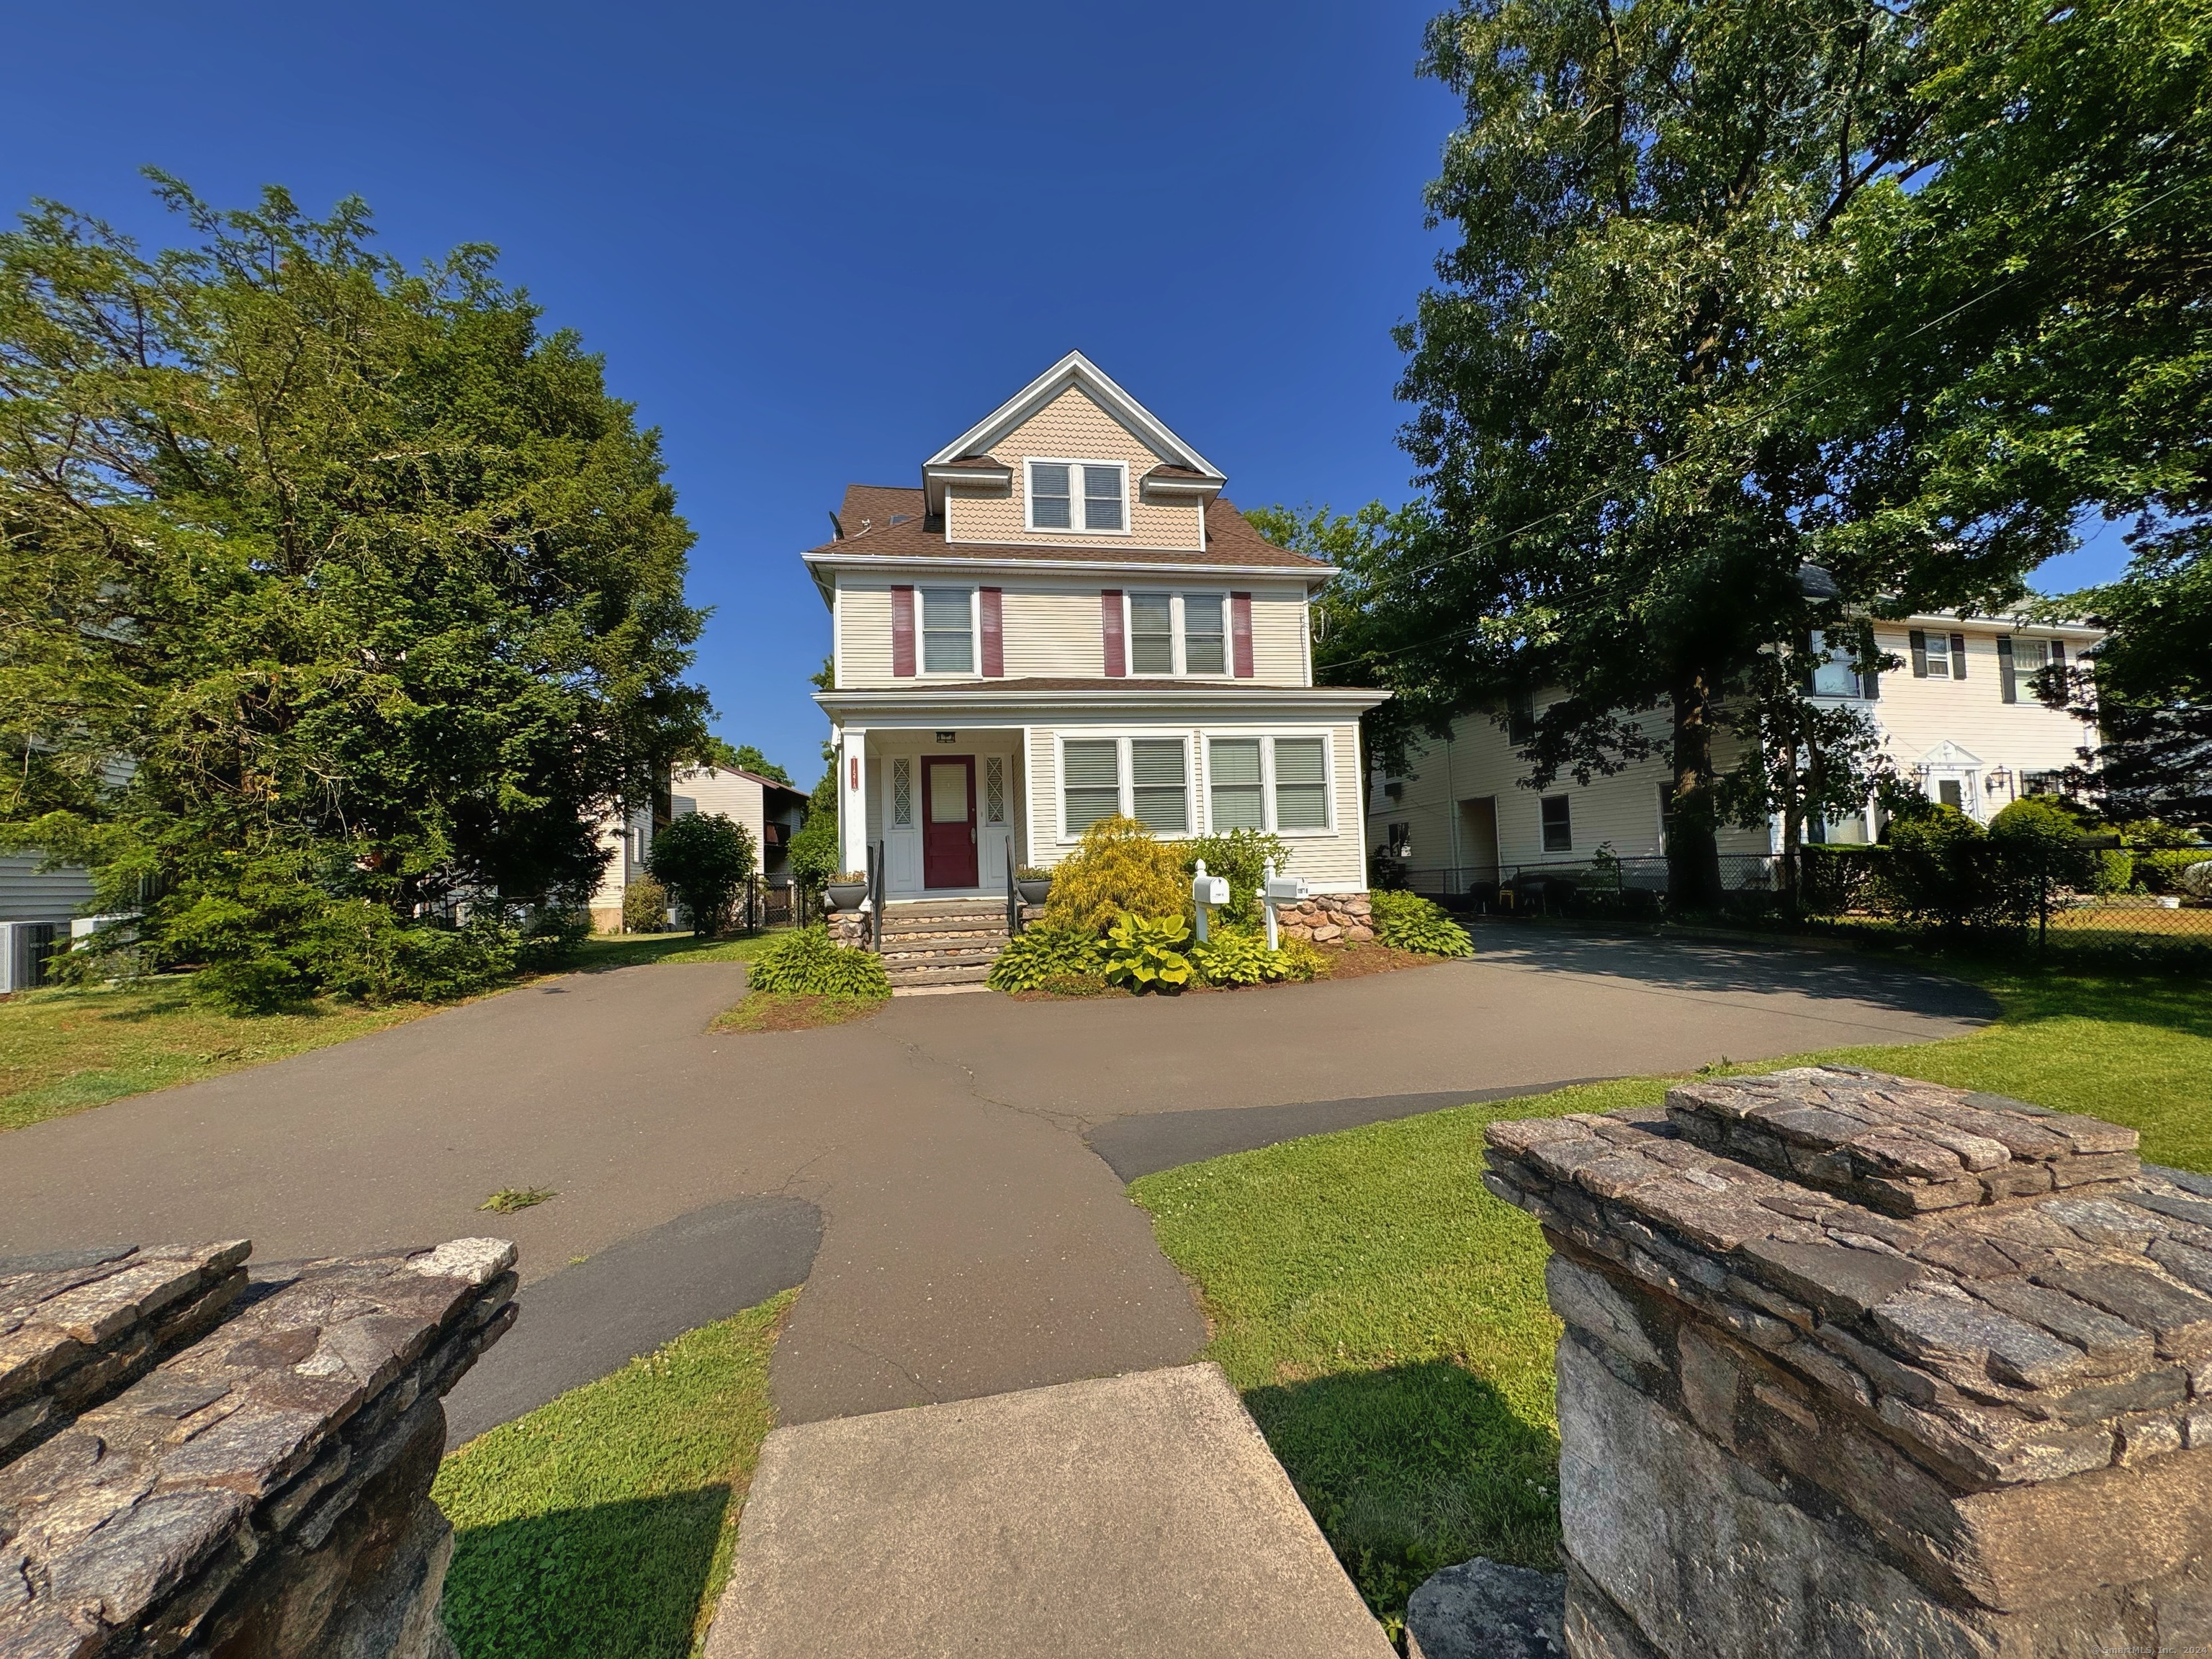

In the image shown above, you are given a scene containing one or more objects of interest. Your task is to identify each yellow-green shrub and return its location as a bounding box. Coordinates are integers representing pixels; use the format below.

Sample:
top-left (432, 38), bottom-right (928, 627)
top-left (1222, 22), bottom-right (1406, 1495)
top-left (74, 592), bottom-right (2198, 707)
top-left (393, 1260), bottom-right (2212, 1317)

top-left (1040, 817), bottom-right (1191, 933)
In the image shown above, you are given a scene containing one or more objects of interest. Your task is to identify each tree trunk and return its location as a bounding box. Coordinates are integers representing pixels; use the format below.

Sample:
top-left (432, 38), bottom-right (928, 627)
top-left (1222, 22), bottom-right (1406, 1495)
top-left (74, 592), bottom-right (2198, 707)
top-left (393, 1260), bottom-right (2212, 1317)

top-left (1779, 721), bottom-right (1802, 907)
top-left (1668, 674), bottom-right (1726, 912)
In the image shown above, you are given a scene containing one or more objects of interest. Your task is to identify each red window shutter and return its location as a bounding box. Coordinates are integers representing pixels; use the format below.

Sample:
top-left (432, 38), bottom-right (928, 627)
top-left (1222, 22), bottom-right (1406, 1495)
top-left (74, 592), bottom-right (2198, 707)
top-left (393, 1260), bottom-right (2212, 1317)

top-left (1231, 591), bottom-right (1254, 678)
top-left (980, 587), bottom-right (1003, 676)
top-left (1102, 589), bottom-right (1125, 677)
top-left (891, 585), bottom-right (914, 677)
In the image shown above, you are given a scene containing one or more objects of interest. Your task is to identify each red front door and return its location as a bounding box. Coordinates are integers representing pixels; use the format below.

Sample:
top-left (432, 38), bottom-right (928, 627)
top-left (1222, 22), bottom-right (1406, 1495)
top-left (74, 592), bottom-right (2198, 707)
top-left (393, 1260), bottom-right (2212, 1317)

top-left (922, 755), bottom-right (979, 889)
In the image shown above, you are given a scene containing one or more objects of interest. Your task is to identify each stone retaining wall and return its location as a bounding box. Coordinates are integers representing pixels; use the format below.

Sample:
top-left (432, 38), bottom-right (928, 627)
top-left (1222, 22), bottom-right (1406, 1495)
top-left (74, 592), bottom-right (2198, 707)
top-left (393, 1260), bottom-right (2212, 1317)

top-left (1272, 892), bottom-right (1374, 945)
top-left (1483, 1066), bottom-right (2212, 1657)
top-left (0, 1237), bottom-right (516, 1659)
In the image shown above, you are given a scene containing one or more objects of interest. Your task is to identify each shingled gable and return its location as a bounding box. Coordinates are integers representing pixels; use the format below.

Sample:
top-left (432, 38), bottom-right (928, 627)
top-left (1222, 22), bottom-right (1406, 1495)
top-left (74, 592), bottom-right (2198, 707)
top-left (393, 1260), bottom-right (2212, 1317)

top-left (811, 487), bottom-right (1324, 572)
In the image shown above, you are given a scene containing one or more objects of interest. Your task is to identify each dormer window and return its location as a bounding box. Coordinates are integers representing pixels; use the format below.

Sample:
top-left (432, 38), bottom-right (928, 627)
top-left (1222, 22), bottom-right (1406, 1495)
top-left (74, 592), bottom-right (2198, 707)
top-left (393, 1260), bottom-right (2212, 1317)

top-left (1028, 460), bottom-right (1126, 533)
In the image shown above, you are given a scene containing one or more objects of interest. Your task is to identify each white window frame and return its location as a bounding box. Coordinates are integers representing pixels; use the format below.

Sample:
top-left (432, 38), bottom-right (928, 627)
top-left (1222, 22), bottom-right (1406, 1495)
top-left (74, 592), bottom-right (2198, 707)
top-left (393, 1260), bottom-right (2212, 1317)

top-left (1200, 730), bottom-right (1339, 837)
top-left (917, 584), bottom-right (979, 678)
top-left (1054, 732), bottom-right (1195, 841)
top-left (1026, 457), bottom-right (1130, 536)
top-left (1113, 590), bottom-right (1233, 678)
top-left (1808, 630), bottom-right (1863, 700)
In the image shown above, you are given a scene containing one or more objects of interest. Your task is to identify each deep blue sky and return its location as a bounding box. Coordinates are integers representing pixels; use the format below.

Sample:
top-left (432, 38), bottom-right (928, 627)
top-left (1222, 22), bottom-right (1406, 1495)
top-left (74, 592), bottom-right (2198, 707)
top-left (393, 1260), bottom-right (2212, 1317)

top-left (1, 2), bottom-right (2127, 781)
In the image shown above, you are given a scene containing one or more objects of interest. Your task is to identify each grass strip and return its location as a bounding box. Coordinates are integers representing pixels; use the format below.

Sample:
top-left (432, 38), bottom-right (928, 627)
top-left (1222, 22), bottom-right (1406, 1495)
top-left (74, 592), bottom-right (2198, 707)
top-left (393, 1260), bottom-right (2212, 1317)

top-left (710, 992), bottom-right (886, 1033)
top-left (1130, 960), bottom-right (2212, 1630)
top-left (433, 1290), bottom-right (794, 1659)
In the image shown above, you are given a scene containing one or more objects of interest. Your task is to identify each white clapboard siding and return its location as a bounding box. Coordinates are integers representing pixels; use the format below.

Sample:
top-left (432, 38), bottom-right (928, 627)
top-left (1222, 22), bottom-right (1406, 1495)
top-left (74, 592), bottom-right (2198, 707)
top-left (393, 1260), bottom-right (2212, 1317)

top-left (1866, 626), bottom-right (2095, 789)
top-left (1020, 717), bottom-right (1367, 892)
top-left (835, 572), bottom-right (1314, 690)
top-left (0, 853), bottom-right (96, 923)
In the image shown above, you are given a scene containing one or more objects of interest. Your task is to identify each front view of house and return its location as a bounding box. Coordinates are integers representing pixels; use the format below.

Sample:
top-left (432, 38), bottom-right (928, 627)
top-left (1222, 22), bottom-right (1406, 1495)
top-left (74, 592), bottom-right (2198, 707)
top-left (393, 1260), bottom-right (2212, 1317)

top-left (808, 352), bottom-right (1385, 902)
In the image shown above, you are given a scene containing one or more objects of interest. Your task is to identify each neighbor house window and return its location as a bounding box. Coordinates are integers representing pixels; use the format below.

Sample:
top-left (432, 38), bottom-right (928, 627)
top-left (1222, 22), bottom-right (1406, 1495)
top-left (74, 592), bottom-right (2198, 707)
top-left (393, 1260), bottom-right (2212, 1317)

top-left (1130, 593), bottom-right (1175, 673)
top-left (921, 587), bottom-right (974, 673)
top-left (1541, 794), bottom-right (1573, 853)
top-left (1028, 461), bottom-right (1126, 532)
top-left (1062, 739), bottom-right (1120, 832)
top-left (1809, 631), bottom-right (1863, 698)
top-left (1204, 735), bottom-right (1331, 832)
top-left (1131, 739), bottom-right (1190, 832)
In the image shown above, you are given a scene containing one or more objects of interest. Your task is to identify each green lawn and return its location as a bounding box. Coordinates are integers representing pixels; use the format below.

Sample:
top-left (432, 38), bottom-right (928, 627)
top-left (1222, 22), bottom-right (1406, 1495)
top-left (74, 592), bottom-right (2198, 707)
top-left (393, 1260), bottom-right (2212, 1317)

top-left (433, 1291), bottom-right (794, 1659)
top-left (0, 929), bottom-right (778, 1135)
top-left (1130, 960), bottom-right (2212, 1632)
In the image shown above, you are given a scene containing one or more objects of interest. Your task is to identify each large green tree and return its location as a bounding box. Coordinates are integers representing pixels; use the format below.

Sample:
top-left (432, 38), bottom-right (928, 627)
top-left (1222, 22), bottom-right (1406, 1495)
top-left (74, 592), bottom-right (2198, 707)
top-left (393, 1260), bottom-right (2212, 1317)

top-left (1376, 0), bottom-right (1958, 904)
top-left (0, 179), bottom-right (709, 1006)
top-left (1804, 0), bottom-right (2212, 822)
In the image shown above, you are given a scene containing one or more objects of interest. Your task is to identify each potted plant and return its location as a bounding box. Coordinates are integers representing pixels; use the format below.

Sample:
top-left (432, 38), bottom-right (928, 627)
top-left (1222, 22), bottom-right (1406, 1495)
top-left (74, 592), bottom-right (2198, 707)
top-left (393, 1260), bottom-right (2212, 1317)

top-left (1015, 865), bottom-right (1053, 905)
top-left (824, 871), bottom-right (871, 910)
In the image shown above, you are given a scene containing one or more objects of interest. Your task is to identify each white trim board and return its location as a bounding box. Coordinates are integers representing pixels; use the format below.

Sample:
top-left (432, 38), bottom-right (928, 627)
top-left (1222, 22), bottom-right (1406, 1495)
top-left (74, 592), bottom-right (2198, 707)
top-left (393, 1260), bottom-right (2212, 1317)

top-left (925, 351), bottom-right (1223, 481)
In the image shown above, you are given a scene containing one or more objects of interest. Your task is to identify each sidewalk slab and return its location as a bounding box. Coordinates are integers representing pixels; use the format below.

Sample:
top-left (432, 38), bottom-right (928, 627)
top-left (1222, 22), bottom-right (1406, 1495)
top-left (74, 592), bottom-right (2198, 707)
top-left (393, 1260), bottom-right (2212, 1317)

top-left (703, 1362), bottom-right (1395, 1659)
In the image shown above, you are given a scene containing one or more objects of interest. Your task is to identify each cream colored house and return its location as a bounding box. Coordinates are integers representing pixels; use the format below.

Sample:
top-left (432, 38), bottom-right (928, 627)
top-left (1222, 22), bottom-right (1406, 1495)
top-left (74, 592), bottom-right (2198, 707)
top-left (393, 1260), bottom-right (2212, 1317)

top-left (586, 766), bottom-right (810, 931)
top-left (1370, 613), bottom-right (2104, 893)
top-left (808, 352), bottom-right (1386, 902)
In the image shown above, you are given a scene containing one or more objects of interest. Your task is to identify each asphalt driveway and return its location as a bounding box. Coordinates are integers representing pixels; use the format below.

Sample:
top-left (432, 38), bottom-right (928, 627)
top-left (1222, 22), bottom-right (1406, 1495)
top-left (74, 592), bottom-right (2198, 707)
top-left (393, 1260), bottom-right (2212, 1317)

top-left (0, 934), bottom-right (1992, 1429)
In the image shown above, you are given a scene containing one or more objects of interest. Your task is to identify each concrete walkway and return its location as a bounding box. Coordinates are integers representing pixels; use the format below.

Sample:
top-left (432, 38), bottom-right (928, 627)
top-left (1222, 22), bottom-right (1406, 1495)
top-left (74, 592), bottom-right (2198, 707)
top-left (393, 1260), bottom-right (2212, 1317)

top-left (0, 935), bottom-right (1992, 1427)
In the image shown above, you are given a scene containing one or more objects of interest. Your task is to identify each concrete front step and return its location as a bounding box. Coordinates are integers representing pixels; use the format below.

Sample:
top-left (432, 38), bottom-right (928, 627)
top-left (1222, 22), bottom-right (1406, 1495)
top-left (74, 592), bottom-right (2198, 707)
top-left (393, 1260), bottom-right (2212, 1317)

top-left (704, 1364), bottom-right (1395, 1659)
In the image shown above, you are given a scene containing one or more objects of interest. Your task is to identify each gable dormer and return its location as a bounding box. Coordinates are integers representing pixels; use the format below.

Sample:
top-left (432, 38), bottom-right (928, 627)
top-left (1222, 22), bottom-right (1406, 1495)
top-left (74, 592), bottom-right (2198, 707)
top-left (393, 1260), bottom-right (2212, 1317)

top-left (922, 354), bottom-right (1225, 553)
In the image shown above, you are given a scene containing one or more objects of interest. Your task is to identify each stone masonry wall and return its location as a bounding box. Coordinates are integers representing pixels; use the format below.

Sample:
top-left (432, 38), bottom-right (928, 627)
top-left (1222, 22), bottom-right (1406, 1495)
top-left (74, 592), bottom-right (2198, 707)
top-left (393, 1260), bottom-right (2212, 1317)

top-left (0, 1237), bottom-right (516, 1659)
top-left (1272, 892), bottom-right (1373, 945)
top-left (1483, 1066), bottom-right (2212, 1658)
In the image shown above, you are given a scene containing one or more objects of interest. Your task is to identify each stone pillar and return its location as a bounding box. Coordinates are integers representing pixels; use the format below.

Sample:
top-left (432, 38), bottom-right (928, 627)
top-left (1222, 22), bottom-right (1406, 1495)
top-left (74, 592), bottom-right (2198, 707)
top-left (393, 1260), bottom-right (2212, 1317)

top-left (1, 1236), bottom-right (517, 1659)
top-left (1482, 1066), bottom-right (2212, 1658)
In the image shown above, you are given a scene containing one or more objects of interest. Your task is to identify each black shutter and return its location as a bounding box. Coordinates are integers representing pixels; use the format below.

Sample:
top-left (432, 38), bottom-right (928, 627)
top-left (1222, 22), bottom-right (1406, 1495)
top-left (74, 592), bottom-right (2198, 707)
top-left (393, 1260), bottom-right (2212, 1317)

top-left (1861, 660), bottom-right (1879, 700)
top-left (1910, 629), bottom-right (1929, 678)
top-left (1950, 632), bottom-right (1969, 680)
top-left (1997, 636), bottom-right (2018, 703)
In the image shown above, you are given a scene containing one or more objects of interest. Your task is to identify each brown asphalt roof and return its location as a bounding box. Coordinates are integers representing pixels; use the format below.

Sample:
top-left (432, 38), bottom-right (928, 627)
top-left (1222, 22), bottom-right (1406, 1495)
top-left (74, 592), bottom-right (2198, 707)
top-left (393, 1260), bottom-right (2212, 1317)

top-left (813, 485), bottom-right (1325, 571)
top-left (1142, 464), bottom-right (1220, 483)
top-left (823, 678), bottom-right (1377, 695)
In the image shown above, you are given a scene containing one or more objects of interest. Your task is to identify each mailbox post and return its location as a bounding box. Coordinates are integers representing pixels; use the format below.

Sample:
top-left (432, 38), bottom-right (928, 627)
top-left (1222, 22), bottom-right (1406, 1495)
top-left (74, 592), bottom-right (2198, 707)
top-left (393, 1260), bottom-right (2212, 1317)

top-left (1260, 860), bottom-right (1308, 949)
top-left (1191, 860), bottom-right (1230, 943)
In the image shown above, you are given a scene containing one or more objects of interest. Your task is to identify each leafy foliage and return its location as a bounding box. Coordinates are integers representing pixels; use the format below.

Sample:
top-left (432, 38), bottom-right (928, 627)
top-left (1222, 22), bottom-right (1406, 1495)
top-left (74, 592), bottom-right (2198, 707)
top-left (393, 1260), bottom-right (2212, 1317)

top-left (785, 765), bottom-right (839, 889)
top-left (623, 873), bottom-right (671, 935)
top-left (648, 813), bottom-right (756, 937)
top-left (1191, 923), bottom-right (1331, 987)
top-left (1100, 914), bottom-right (1195, 992)
top-left (1038, 817), bottom-right (1190, 933)
top-left (1368, 891), bottom-right (1475, 958)
top-left (2140, 850), bottom-right (2212, 894)
top-left (985, 926), bottom-right (1105, 993)
top-left (0, 179), bottom-right (707, 1010)
top-left (745, 926), bottom-right (889, 999)
top-left (1182, 829), bottom-right (1290, 927)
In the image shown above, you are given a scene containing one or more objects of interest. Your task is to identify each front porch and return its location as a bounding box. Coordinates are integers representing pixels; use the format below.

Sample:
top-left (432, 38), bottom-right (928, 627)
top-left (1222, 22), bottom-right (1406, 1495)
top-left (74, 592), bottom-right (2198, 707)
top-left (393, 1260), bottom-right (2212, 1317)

top-left (837, 725), bottom-right (1033, 902)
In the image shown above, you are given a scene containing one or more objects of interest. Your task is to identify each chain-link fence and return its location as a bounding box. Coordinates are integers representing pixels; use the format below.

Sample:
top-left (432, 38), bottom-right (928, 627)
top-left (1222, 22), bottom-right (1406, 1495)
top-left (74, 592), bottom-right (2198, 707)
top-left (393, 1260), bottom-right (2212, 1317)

top-left (1379, 840), bottom-right (2212, 956)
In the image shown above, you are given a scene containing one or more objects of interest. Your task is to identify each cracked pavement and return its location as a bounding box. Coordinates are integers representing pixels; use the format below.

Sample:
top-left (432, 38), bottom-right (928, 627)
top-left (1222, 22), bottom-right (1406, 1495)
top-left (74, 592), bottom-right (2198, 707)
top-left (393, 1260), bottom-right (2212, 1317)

top-left (0, 933), bottom-right (1992, 1424)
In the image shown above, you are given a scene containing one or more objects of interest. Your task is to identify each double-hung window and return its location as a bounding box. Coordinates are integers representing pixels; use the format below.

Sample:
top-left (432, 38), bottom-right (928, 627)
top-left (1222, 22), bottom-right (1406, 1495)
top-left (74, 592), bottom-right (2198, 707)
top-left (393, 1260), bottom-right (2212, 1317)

top-left (1541, 794), bottom-right (1573, 853)
top-left (1123, 592), bottom-right (1228, 676)
top-left (1129, 593), bottom-right (1175, 674)
top-left (920, 587), bottom-right (974, 673)
top-left (1060, 737), bottom-right (1191, 836)
top-left (1809, 631), bottom-right (1863, 698)
top-left (1203, 735), bottom-right (1332, 832)
top-left (1028, 461), bottom-right (1126, 532)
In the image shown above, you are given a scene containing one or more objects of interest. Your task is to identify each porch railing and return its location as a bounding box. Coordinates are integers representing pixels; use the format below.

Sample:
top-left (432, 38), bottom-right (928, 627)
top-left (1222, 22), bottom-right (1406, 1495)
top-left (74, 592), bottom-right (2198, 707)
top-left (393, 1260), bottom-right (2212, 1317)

top-left (868, 840), bottom-right (886, 953)
top-left (1004, 837), bottom-right (1022, 938)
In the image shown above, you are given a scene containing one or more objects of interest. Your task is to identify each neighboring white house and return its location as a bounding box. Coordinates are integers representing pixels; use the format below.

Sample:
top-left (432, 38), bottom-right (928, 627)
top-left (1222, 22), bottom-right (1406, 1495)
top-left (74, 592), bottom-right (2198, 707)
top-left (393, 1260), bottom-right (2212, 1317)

top-left (1370, 613), bottom-right (2105, 891)
top-left (806, 351), bottom-right (1388, 900)
top-left (1, 853), bottom-right (94, 927)
top-left (585, 767), bottom-right (810, 932)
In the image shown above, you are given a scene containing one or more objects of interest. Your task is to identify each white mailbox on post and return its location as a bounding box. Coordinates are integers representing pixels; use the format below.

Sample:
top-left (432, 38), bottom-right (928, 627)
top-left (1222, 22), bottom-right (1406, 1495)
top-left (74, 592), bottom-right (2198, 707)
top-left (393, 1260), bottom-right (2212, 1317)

top-left (1192, 860), bottom-right (1231, 943)
top-left (1264, 874), bottom-right (1309, 904)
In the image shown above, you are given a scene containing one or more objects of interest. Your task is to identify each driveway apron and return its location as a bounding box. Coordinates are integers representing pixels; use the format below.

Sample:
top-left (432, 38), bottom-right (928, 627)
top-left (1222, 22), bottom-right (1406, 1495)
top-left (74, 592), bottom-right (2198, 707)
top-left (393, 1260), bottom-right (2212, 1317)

top-left (0, 937), bottom-right (1992, 1425)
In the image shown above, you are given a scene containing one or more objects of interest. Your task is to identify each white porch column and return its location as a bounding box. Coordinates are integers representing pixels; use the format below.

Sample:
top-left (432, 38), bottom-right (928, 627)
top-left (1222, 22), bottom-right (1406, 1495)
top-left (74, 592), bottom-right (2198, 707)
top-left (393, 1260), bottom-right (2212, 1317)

top-left (840, 728), bottom-right (868, 878)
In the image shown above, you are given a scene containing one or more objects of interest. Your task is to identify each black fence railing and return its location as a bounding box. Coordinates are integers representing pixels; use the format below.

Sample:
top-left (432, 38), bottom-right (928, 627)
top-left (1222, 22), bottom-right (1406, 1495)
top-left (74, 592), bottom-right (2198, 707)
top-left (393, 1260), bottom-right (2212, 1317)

top-left (1376, 844), bottom-right (2212, 953)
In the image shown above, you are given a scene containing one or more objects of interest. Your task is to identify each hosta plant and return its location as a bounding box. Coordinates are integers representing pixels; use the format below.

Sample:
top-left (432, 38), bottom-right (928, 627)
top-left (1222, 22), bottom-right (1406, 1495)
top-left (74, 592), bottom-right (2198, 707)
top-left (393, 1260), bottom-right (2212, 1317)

top-left (1100, 914), bottom-right (1195, 992)
top-left (1368, 891), bottom-right (1475, 958)
top-left (747, 926), bottom-right (891, 997)
top-left (986, 926), bottom-right (1105, 993)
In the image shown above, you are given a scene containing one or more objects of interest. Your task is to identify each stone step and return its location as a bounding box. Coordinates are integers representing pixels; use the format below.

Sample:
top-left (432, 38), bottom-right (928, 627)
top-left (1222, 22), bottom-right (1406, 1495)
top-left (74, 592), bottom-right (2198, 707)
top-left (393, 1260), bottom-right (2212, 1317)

top-left (881, 944), bottom-right (1003, 967)
top-left (884, 959), bottom-right (994, 987)
top-left (878, 911), bottom-right (1008, 932)
top-left (879, 932), bottom-right (1010, 953)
